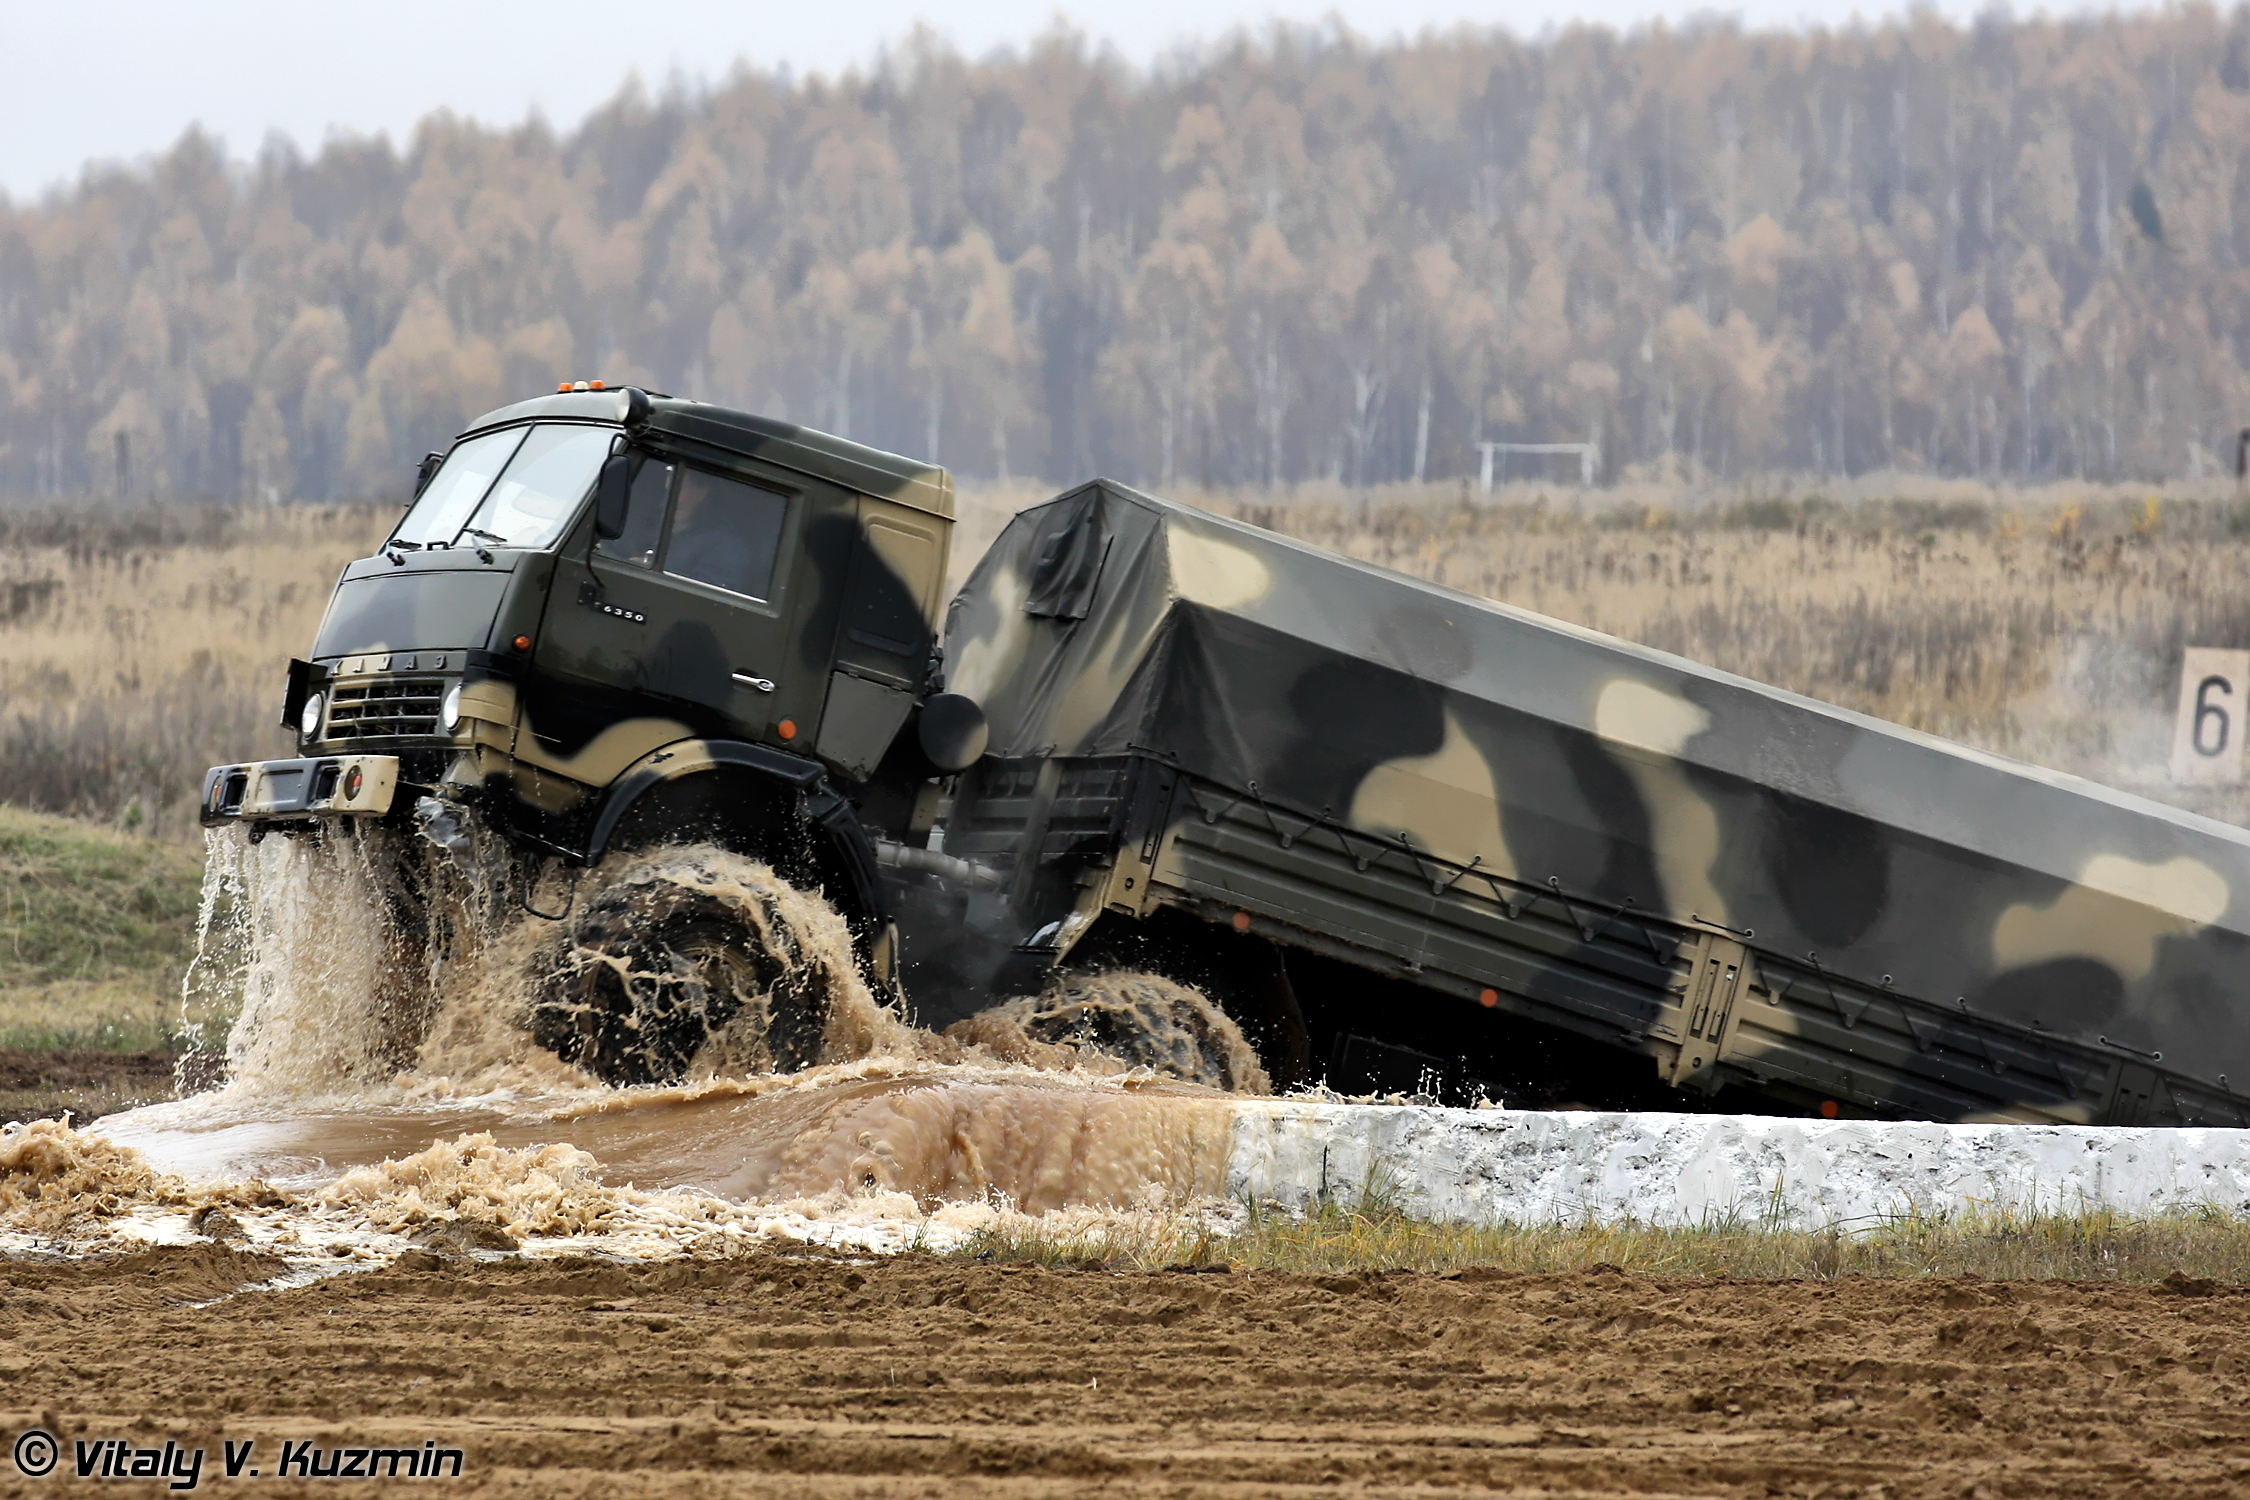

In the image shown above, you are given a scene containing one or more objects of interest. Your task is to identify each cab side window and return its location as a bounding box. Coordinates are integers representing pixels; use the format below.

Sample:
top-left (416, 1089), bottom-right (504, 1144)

top-left (664, 468), bottom-right (788, 601)
top-left (595, 458), bottom-right (672, 567)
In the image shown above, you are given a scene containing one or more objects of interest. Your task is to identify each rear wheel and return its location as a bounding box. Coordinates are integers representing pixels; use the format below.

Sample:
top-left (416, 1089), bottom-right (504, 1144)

top-left (954, 969), bottom-right (1274, 1094)
top-left (1031, 908), bottom-right (1312, 1091)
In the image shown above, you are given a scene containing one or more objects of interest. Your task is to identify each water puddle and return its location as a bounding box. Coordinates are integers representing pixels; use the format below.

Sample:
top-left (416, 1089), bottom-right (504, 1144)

top-left (10, 826), bottom-right (1266, 1272)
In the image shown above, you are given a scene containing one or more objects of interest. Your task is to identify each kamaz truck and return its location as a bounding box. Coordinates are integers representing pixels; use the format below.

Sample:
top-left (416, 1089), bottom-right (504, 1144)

top-left (202, 384), bottom-right (2250, 1126)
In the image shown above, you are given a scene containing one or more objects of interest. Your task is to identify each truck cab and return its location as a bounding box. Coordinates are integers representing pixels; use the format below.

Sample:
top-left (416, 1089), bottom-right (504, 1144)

top-left (201, 386), bottom-right (979, 971)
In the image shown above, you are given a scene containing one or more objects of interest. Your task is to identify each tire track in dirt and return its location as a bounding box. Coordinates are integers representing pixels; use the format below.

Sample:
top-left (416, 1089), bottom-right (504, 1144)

top-left (5, 1249), bottom-right (2250, 1496)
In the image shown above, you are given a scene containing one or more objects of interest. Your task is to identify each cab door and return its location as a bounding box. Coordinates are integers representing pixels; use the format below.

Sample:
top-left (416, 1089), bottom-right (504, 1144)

top-left (529, 456), bottom-right (811, 773)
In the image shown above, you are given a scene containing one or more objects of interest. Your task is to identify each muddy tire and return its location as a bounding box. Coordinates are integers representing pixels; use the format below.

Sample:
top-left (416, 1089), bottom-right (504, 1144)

top-left (959, 970), bottom-right (1273, 1094)
top-left (527, 865), bottom-right (831, 1086)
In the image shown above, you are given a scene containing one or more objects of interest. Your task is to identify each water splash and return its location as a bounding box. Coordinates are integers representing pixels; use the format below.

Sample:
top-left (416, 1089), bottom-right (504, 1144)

top-left (522, 845), bottom-right (913, 1085)
top-left (180, 826), bottom-right (909, 1103)
top-left (0, 1117), bottom-right (274, 1237)
top-left (181, 826), bottom-right (431, 1095)
top-left (8, 1114), bottom-right (1248, 1271)
top-left (69, 817), bottom-right (1285, 1265)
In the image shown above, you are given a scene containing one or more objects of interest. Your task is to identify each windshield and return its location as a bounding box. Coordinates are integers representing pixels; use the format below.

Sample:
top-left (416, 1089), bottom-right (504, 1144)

top-left (391, 423), bottom-right (613, 551)
top-left (393, 428), bottom-right (521, 548)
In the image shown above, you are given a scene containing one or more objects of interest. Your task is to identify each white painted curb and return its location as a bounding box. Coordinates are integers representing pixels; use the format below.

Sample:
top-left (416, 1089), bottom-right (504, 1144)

top-left (1227, 1104), bottom-right (2250, 1228)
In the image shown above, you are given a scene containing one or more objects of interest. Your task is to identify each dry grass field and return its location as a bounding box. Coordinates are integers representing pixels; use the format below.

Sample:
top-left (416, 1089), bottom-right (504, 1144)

top-left (970, 1192), bottom-right (2250, 1283)
top-left (6, 475), bottom-right (2250, 843)
top-left (0, 503), bottom-right (390, 842)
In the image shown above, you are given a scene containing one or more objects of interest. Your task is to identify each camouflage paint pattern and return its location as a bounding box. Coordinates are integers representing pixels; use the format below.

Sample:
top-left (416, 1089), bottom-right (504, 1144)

top-left (943, 480), bottom-right (2250, 1126)
top-left (205, 392), bottom-right (2250, 1125)
top-left (206, 391), bottom-right (953, 910)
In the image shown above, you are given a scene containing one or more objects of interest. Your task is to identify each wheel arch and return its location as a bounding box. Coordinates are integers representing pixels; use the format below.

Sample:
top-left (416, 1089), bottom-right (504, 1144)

top-left (585, 737), bottom-right (890, 938)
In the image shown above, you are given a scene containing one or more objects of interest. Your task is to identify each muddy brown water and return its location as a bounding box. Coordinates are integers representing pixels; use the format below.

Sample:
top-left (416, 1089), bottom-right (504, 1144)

top-left (97, 1066), bottom-right (1237, 1211)
top-left (93, 833), bottom-right (1256, 1219)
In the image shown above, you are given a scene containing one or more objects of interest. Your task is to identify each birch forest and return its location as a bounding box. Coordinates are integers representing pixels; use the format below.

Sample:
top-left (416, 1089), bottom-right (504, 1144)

top-left (6, 9), bottom-right (2250, 500)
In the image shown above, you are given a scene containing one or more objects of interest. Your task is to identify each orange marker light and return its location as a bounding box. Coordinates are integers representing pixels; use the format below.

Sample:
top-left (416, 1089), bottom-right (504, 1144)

top-left (1478, 987), bottom-right (1499, 1008)
top-left (557, 381), bottom-right (571, 393)
top-left (1231, 910), bottom-right (1251, 932)
top-left (512, 635), bottom-right (532, 652)
top-left (1819, 1099), bottom-right (1840, 1119)
top-left (778, 719), bottom-right (798, 740)
top-left (589, 380), bottom-right (605, 390)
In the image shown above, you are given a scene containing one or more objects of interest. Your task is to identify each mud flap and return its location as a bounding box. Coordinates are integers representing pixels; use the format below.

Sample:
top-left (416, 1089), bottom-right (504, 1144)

top-left (1653, 926), bottom-right (1761, 1092)
top-left (867, 918), bottom-right (902, 993)
top-left (1100, 761), bottom-right (1182, 918)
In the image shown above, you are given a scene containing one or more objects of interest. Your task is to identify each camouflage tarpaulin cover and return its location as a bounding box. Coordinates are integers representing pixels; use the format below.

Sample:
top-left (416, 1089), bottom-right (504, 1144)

top-left (946, 479), bottom-right (2250, 1093)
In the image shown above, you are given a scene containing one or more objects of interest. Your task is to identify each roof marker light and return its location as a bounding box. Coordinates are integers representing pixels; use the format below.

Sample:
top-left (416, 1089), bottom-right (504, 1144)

top-left (557, 382), bottom-right (571, 393)
top-left (572, 381), bottom-right (591, 393)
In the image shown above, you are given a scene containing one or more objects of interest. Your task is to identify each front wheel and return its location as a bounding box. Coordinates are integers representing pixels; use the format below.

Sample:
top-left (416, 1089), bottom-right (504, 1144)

top-left (524, 846), bottom-right (860, 1085)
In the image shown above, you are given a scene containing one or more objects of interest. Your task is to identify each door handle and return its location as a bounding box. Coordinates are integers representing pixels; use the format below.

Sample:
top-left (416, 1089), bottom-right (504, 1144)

top-left (731, 671), bottom-right (776, 693)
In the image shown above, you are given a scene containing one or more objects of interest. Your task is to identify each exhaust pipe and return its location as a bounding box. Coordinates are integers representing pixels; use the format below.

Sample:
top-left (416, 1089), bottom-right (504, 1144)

top-left (873, 839), bottom-right (1006, 890)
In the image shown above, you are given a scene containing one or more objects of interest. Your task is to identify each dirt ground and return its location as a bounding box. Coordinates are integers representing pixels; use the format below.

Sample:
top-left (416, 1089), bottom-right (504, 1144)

top-left (3, 1246), bottom-right (2248, 1497)
top-left (0, 1047), bottom-right (174, 1125)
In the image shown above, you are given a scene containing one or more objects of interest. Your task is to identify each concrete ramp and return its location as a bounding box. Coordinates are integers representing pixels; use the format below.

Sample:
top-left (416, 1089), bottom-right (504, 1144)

top-left (1229, 1104), bottom-right (2250, 1229)
top-left (95, 1080), bottom-right (2250, 1236)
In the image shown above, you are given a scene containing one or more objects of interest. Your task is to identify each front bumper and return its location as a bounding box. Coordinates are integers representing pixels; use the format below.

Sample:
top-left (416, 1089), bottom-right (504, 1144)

top-left (199, 755), bottom-right (401, 825)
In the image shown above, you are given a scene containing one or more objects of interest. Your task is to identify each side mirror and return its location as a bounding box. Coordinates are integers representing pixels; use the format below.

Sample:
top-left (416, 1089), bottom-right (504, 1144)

top-left (411, 451), bottom-right (444, 502)
top-left (593, 450), bottom-right (633, 541)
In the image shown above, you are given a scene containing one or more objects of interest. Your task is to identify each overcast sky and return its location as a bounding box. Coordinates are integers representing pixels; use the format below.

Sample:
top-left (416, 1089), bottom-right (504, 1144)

top-left (4, 0), bottom-right (2033, 202)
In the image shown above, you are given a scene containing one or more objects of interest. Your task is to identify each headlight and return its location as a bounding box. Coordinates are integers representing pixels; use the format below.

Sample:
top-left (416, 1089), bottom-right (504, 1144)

top-left (300, 691), bottom-right (325, 741)
top-left (440, 684), bottom-right (463, 732)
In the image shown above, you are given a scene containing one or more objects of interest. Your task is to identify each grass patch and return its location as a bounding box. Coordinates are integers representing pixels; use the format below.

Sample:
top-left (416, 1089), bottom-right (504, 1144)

top-left (0, 502), bottom-right (389, 840)
top-left (0, 1047), bottom-right (179, 1124)
top-left (0, 804), bottom-right (204, 1050)
top-left (960, 1196), bottom-right (2250, 1284)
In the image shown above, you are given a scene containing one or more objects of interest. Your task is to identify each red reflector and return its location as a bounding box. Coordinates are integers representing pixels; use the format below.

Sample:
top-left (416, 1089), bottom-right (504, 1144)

top-left (1231, 910), bottom-right (1251, 932)
top-left (777, 718), bottom-right (798, 740)
top-left (512, 635), bottom-right (531, 652)
top-left (1478, 987), bottom-right (1498, 1008)
top-left (1819, 1099), bottom-right (1840, 1119)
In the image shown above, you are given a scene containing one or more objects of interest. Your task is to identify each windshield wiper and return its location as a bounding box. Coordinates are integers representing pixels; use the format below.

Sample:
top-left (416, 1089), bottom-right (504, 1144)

top-left (461, 527), bottom-right (509, 545)
top-left (387, 539), bottom-right (422, 551)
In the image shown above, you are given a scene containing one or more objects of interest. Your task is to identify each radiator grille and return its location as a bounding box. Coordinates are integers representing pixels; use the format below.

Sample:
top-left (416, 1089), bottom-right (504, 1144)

top-left (325, 677), bottom-right (446, 743)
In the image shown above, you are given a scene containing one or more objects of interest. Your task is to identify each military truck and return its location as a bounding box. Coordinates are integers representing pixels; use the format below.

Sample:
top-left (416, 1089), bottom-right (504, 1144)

top-left (203, 385), bottom-right (2250, 1126)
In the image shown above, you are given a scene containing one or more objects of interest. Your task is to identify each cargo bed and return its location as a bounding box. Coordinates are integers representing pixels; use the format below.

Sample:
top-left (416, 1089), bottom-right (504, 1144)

top-left (929, 481), bottom-right (2250, 1127)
